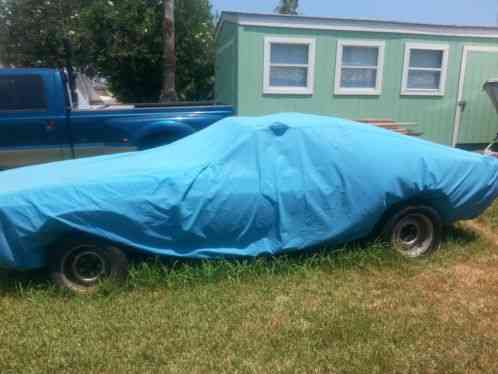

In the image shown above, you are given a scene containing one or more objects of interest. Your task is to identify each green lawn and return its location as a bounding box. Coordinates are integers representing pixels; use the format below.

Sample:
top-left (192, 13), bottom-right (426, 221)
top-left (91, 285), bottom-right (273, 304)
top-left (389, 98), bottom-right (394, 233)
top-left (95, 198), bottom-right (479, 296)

top-left (0, 210), bottom-right (497, 373)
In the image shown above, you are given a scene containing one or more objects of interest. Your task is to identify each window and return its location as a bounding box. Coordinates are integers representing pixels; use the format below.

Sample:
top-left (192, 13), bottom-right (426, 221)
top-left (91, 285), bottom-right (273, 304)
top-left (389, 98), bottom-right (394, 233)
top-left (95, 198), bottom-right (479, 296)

top-left (263, 37), bottom-right (315, 95)
top-left (402, 43), bottom-right (449, 96)
top-left (335, 40), bottom-right (385, 95)
top-left (0, 75), bottom-right (47, 111)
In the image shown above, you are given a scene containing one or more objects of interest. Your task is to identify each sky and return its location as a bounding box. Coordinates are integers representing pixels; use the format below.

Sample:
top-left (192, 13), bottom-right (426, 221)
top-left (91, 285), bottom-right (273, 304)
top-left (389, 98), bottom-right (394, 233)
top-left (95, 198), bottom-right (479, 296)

top-left (212, 0), bottom-right (497, 26)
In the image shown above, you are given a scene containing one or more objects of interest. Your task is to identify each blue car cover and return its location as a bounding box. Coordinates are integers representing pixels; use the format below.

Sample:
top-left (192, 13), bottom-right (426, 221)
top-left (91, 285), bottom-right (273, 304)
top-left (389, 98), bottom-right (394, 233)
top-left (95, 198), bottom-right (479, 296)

top-left (0, 113), bottom-right (497, 269)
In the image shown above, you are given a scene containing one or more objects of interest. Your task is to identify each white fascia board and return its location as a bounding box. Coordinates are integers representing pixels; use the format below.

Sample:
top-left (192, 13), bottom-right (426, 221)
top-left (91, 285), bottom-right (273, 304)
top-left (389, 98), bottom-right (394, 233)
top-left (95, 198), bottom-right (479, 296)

top-left (220, 12), bottom-right (498, 39)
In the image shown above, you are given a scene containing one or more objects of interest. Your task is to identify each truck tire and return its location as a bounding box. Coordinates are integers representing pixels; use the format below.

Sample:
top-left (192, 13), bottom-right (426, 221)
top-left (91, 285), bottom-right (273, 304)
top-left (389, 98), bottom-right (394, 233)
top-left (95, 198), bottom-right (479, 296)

top-left (381, 205), bottom-right (442, 257)
top-left (49, 239), bottom-right (128, 293)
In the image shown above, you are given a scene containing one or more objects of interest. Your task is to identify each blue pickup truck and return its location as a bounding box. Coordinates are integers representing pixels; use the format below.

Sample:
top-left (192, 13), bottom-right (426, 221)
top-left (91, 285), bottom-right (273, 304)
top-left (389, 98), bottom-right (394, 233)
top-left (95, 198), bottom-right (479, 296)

top-left (0, 68), bottom-right (233, 170)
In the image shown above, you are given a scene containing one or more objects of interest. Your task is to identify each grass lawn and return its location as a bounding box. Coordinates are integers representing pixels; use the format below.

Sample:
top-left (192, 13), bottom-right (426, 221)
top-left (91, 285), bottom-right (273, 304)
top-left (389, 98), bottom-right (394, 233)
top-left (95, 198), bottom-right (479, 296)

top-left (479, 200), bottom-right (498, 232)
top-left (0, 207), bottom-right (497, 373)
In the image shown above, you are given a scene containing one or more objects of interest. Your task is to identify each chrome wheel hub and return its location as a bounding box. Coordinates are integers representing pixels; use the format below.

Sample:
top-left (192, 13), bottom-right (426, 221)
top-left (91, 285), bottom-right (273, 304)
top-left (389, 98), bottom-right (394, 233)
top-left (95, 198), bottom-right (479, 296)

top-left (393, 214), bottom-right (434, 257)
top-left (70, 250), bottom-right (107, 284)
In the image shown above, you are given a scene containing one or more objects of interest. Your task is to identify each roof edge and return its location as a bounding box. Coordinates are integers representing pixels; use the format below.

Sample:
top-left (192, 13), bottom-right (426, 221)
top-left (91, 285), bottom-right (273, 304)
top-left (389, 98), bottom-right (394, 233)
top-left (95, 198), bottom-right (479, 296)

top-left (218, 11), bottom-right (498, 39)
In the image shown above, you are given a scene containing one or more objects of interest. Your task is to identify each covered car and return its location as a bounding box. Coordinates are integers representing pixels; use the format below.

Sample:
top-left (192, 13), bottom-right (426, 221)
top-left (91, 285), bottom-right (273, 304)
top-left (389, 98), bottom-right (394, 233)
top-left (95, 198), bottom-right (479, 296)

top-left (0, 113), bottom-right (496, 291)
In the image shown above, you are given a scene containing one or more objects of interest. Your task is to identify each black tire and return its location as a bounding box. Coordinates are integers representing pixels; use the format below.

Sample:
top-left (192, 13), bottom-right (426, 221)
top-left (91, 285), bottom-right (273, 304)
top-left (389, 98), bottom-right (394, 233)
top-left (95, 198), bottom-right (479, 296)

top-left (49, 239), bottom-right (129, 293)
top-left (382, 205), bottom-right (442, 257)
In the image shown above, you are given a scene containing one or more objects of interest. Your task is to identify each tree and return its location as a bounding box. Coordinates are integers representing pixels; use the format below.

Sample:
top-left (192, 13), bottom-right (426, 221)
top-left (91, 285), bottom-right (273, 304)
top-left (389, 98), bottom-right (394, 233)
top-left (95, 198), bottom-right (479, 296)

top-left (81, 0), bottom-right (215, 102)
top-left (0, 0), bottom-right (8, 66)
top-left (0, 0), bottom-right (91, 68)
top-left (161, 0), bottom-right (177, 101)
top-left (0, 0), bottom-right (216, 102)
top-left (174, 0), bottom-right (215, 101)
top-left (274, 0), bottom-right (299, 15)
top-left (79, 0), bottom-right (165, 102)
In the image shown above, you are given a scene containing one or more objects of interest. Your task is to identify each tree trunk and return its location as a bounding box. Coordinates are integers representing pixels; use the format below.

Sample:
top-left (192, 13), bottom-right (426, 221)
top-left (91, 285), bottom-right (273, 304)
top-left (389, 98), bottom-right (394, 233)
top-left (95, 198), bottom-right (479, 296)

top-left (160, 0), bottom-right (177, 102)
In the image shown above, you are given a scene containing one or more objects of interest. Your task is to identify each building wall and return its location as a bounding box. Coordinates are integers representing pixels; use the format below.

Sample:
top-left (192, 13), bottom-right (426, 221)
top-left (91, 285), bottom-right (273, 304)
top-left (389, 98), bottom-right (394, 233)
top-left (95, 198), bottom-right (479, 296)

top-left (215, 21), bottom-right (239, 110)
top-left (226, 24), bottom-right (498, 145)
top-left (457, 49), bottom-right (498, 144)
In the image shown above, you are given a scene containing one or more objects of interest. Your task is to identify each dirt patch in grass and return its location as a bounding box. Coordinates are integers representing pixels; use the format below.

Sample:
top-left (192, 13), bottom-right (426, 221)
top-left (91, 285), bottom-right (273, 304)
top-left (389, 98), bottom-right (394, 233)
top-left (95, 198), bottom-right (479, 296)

top-left (415, 253), bottom-right (498, 327)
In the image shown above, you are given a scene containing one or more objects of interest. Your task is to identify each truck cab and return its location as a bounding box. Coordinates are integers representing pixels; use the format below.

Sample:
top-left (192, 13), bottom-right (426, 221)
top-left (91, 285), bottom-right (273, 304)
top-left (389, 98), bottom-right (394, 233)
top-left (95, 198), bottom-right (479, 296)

top-left (0, 69), bottom-right (70, 169)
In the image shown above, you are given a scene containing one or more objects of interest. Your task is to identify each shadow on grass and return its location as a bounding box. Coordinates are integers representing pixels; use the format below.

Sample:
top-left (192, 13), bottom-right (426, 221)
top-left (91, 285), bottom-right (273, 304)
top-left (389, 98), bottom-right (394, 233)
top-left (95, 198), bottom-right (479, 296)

top-left (443, 224), bottom-right (480, 245)
top-left (0, 224), bottom-right (482, 297)
top-left (0, 267), bottom-right (54, 296)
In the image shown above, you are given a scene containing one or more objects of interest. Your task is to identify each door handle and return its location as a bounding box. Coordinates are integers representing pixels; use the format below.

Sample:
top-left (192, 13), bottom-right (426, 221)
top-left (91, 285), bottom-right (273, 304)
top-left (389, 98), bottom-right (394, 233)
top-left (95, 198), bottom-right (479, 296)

top-left (45, 120), bottom-right (57, 132)
top-left (458, 100), bottom-right (467, 112)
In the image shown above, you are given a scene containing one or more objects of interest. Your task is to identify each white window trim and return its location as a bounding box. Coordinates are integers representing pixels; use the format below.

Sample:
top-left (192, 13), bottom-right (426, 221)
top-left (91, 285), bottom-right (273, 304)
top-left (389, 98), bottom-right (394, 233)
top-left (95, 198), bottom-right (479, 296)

top-left (401, 43), bottom-right (449, 96)
top-left (263, 37), bottom-right (316, 95)
top-left (334, 40), bottom-right (385, 96)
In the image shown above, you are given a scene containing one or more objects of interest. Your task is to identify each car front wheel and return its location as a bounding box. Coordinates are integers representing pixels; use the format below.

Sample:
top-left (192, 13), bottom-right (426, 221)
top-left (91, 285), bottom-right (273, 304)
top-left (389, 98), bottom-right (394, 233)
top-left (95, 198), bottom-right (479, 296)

top-left (382, 205), bottom-right (442, 258)
top-left (49, 239), bottom-right (129, 292)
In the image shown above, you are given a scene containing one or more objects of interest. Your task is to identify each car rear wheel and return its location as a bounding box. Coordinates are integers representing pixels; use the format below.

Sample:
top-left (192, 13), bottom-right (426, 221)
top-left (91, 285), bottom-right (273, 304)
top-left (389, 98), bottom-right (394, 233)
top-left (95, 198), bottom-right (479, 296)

top-left (49, 239), bottom-right (128, 293)
top-left (382, 206), bottom-right (442, 257)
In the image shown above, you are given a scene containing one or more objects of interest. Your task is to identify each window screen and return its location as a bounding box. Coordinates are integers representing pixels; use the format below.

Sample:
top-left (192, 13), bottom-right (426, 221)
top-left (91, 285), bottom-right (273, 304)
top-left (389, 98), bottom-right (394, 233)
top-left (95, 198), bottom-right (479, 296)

top-left (340, 46), bottom-right (379, 89)
top-left (342, 46), bottom-right (379, 67)
top-left (336, 43), bottom-right (384, 94)
top-left (0, 75), bottom-right (47, 111)
top-left (407, 49), bottom-right (444, 90)
top-left (269, 43), bottom-right (310, 88)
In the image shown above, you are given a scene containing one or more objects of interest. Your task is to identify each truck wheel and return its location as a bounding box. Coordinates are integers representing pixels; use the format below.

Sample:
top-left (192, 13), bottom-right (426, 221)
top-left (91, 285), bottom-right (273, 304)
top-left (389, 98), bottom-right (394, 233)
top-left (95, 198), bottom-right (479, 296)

top-left (382, 206), bottom-right (442, 258)
top-left (49, 239), bottom-right (128, 293)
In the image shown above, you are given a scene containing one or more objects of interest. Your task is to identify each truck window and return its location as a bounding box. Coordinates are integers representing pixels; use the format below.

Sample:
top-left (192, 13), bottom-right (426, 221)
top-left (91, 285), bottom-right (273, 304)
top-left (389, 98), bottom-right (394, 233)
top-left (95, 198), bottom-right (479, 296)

top-left (0, 75), bottom-right (47, 112)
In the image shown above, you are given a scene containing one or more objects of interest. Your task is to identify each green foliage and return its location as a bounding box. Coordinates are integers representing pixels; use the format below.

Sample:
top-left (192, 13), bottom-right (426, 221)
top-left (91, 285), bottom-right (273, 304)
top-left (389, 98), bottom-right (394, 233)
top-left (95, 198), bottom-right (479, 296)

top-left (0, 0), bottom-right (216, 102)
top-left (175, 0), bottom-right (215, 101)
top-left (79, 0), bottom-right (164, 102)
top-left (82, 0), bottom-right (216, 102)
top-left (0, 1), bottom-right (7, 65)
top-left (274, 0), bottom-right (299, 15)
top-left (0, 0), bottom-right (89, 68)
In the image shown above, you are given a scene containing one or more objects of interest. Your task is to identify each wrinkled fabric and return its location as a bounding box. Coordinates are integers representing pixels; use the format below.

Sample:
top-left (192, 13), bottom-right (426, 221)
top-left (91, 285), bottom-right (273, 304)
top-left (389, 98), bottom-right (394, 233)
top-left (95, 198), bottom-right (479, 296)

top-left (0, 113), bottom-right (497, 270)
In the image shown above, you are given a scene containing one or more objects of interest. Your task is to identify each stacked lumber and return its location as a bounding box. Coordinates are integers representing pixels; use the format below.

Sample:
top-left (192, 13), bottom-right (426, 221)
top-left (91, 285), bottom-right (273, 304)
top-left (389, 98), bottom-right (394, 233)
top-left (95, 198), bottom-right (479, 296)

top-left (356, 119), bottom-right (423, 137)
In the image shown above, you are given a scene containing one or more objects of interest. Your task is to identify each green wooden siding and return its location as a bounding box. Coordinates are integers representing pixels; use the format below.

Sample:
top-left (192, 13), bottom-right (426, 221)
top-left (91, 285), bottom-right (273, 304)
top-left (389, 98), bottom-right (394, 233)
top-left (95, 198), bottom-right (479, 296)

top-left (458, 50), bottom-right (498, 144)
top-left (215, 21), bottom-right (239, 110)
top-left (215, 23), bottom-right (498, 145)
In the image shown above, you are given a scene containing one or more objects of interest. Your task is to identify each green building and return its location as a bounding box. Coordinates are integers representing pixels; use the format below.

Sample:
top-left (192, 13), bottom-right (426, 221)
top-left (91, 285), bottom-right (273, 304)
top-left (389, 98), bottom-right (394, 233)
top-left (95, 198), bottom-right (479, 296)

top-left (215, 11), bottom-right (498, 148)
